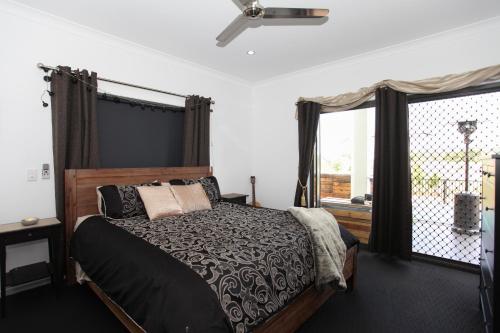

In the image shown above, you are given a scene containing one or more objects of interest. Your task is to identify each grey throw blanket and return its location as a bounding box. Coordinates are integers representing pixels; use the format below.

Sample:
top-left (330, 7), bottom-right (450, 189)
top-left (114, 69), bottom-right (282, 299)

top-left (288, 207), bottom-right (347, 289)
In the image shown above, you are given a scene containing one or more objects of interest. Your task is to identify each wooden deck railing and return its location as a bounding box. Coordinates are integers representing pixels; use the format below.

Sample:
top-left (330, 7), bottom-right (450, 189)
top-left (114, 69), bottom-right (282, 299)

top-left (320, 174), bottom-right (351, 199)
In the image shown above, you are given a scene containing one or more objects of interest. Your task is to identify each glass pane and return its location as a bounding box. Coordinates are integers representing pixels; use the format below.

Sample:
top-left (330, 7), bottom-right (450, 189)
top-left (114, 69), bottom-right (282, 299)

top-left (320, 107), bottom-right (375, 202)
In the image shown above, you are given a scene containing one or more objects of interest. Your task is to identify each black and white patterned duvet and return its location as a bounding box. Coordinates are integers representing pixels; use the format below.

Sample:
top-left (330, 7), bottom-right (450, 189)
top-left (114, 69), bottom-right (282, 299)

top-left (108, 202), bottom-right (315, 332)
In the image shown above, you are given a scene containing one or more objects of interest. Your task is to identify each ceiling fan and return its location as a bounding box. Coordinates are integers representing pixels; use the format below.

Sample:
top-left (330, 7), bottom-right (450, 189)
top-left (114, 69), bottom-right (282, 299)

top-left (217, 0), bottom-right (330, 46)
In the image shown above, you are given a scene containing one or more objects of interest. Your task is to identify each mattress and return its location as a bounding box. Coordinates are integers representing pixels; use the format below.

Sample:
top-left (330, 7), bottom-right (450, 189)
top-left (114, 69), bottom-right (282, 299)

top-left (71, 202), bottom-right (358, 332)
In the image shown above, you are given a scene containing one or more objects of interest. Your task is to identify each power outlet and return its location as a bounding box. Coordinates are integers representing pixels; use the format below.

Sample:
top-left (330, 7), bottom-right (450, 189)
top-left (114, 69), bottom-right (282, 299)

top-left (42, 163), bottom-right (50, 179)
top-left (27, 169), bottom-right (38, 182)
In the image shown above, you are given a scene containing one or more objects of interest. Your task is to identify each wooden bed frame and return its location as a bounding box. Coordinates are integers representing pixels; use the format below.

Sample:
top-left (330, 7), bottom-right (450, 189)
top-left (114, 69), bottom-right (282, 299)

top-left (64, 166), bottom-right (358, 333)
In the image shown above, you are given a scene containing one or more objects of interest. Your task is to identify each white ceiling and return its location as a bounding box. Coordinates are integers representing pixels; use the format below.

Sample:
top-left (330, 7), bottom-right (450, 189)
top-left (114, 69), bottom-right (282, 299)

top-left (13, 0), bottom-right (500, 82)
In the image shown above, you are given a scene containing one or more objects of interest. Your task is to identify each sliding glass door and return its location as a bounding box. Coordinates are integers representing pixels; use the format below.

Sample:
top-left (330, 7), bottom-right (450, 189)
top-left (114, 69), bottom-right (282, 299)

top-left (409, 87), bottom-right (500, 265)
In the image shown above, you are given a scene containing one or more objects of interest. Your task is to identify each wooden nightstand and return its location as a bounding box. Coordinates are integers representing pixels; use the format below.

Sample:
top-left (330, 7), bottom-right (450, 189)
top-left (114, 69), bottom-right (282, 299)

top-left (221, 193), bottom-right (249, 205)
top-left (0, 218), bottom-right (63, 318)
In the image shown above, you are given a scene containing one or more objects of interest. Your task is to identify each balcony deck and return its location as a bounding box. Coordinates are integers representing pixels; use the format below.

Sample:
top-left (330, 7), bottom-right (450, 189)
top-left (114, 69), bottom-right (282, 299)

top-left (321, 174), bottom-right (481, 265)
top-left (412, 198), bottom-right (480, 265)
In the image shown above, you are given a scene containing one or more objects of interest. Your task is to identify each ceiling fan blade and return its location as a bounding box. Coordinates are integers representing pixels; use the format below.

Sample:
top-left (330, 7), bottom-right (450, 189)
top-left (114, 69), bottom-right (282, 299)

top-left (263, 8), bottom-right (329, 19)
top-left (262, 17), bottom-right (328, 27)
top-left (216, 14), bottom-right (250, 44)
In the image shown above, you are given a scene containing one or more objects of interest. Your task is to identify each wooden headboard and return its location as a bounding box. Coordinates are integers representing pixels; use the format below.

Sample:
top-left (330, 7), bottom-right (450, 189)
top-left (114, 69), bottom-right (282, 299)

top-left (64, 166), bottom-right (212, 283)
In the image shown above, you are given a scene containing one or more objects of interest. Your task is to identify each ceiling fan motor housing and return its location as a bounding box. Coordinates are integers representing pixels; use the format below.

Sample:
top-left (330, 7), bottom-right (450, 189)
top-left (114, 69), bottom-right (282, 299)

top-left (244, 2), bottom-right (264, 19)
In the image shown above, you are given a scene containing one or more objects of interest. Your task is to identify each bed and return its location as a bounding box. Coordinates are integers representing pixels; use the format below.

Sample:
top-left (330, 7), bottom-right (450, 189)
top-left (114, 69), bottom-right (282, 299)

top-left (64, 167), bottom-right (359, 333)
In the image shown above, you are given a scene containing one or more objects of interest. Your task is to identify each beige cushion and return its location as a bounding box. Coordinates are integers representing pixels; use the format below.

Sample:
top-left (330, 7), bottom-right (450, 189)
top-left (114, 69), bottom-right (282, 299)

top-left (137, 185), bottom-right (183, 220)
top-left (171, 183), bottom-right (212, 213)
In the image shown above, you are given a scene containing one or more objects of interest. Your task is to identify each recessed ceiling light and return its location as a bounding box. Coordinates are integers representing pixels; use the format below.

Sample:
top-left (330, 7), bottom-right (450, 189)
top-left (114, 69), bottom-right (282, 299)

top-left (247, 50), bottom-right (256, 55)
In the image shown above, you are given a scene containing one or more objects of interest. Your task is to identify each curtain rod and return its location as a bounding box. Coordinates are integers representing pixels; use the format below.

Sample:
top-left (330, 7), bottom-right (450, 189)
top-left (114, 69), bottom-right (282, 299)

top-left (37, 63), bottom-right (215, 104)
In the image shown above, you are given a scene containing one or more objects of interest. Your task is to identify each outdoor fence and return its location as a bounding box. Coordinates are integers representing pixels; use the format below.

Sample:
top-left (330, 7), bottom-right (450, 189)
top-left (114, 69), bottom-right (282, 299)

top-left (411, 178), bottom-right (481, 203)
top-left (320, 174), bottom-right (481, 205)
top-left (320, 174), bottom-right (351, 199)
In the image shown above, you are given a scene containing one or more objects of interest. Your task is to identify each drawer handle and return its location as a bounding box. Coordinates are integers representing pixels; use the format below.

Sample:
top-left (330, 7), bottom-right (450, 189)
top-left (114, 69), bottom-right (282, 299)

top-left (485, 249), bottom-right (494, 254)
top-left (28, 232), bottom-right (33, 237)
top-left (485, 207), bottom-right (494, 211)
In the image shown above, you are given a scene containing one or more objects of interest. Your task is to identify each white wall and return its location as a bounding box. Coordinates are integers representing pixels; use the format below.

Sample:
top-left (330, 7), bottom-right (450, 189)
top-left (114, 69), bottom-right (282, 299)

top-left (0, 2), bottom-right (253, 272)
top-left (252, 17), bottom-right (500, 210)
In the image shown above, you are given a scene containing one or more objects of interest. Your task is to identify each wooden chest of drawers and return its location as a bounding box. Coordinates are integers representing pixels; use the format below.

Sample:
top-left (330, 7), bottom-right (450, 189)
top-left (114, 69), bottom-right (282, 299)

top-left (480, 156), bottom-right (499, 333)
top-left (323, 199), bottom-right (372, 244)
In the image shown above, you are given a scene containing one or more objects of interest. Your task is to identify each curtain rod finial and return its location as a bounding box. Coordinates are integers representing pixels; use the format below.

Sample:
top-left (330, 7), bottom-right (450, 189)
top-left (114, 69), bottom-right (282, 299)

top-left (38, 63), bottom-right (49, 73)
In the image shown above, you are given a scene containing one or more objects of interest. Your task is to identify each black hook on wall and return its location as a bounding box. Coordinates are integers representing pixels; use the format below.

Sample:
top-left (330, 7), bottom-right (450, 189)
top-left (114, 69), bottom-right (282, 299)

top-left (41, 72), bottom-right (54, 108)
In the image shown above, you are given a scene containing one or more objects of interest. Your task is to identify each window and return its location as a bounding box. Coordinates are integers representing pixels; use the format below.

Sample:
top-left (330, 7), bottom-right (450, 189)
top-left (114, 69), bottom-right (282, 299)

top-left (317, 83), bottom-right (500, 266)
top-left (319, 106), bottom-right (375, 204)
top-left (97, 94), bottom-right (185, 168)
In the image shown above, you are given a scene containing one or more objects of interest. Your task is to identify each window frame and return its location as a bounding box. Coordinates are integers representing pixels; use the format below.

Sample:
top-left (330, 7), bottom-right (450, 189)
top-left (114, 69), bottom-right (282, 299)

top-left (316, 102), bottom-right (375, 205)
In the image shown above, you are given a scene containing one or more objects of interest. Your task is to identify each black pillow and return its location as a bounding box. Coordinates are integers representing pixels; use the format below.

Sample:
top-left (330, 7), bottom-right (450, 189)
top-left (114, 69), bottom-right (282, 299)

top-left (169, 176), bottom-right (221, 205)
top-left (98, 185), bottom-right (123, 219)
top-left (98, 183), bottom-right (157, 219)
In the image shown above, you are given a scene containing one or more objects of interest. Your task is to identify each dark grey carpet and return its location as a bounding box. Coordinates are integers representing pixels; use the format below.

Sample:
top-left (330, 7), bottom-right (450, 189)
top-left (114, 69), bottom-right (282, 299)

top-left (0, 250), bottom-right (482, 333)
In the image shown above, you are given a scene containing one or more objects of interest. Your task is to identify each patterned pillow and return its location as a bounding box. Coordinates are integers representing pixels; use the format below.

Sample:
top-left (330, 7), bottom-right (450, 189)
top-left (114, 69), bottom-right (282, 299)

top-left (97, 182), bottom-right (161, 219)
top-left (169, 176), bottom-right (221, 205)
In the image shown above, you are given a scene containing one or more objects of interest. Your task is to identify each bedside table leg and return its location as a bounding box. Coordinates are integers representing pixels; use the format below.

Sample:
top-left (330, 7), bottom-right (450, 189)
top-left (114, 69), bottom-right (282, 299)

top-left (1, 242), bottom-right (6, 318)
top-left (48, 235), bottom-right (55, 291)
top-left (48, 233), bottom-right (62, 295)
top-left (49, 229), bottom-right (63, 294)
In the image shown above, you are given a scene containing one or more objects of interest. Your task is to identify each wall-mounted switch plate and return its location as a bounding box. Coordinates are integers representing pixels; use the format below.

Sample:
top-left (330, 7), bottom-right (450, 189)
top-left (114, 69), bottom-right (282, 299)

top-left (42, 163), bottom-right (50, 179)
top-left (27, 169), bottom-right (38, 182)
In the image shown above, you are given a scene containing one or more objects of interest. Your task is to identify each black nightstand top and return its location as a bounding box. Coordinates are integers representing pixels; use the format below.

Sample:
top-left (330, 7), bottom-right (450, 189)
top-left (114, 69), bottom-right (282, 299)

top-left (221, 193), bottom-right (248, 206)
top-left (0, 218), bottom-right (60, 235)
top-left (221, 193), bottom-right (248, 200)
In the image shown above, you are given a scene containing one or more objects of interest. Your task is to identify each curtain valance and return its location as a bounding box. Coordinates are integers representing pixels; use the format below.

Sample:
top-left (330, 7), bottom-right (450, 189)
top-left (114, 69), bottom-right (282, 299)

top-left (298, 64), bottom-right (500, 114)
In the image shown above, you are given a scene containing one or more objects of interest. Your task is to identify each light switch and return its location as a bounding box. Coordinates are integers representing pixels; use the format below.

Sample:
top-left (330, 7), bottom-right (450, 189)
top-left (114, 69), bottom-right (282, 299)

top-left (42, 163), bottom-right (50, 179)
top-left (27, 169), bottom-right (38, 182)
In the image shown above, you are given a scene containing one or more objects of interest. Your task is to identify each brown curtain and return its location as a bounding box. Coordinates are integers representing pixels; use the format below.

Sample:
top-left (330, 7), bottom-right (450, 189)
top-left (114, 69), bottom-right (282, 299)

top-left (369, 87), bottom-right (412, 259)
top-left (294, 102), bottom-right (321, 207)
top-left (183, 95), bottom-right (211, 166)
top-left (50, 66), bottom-right (100, 222)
